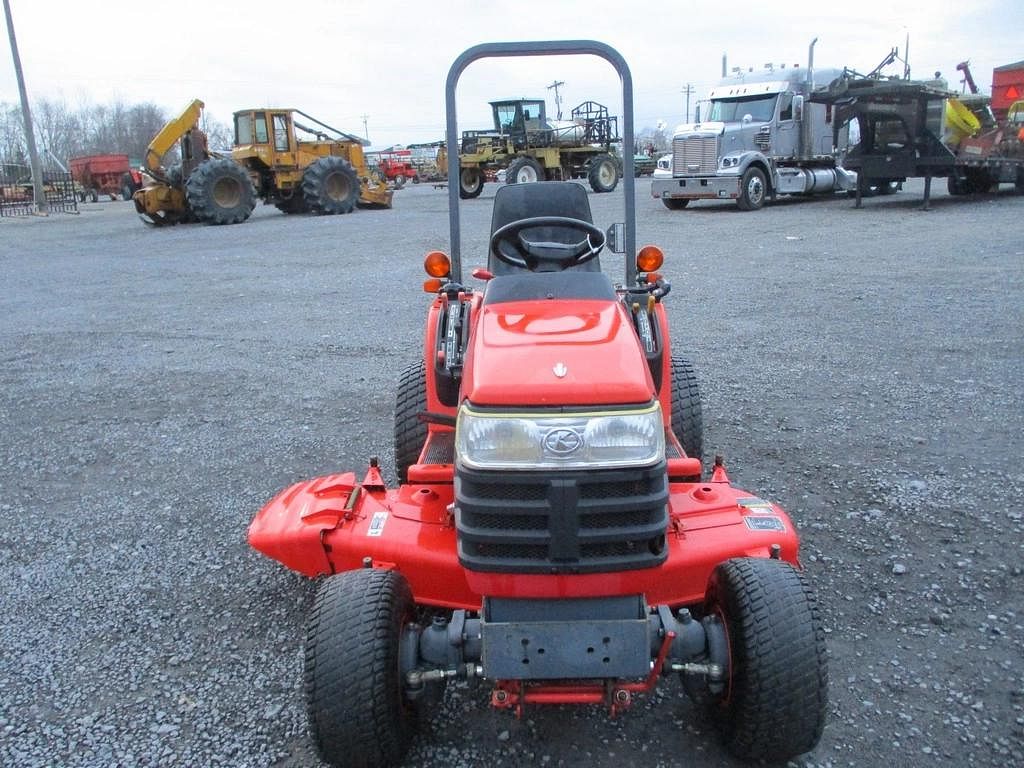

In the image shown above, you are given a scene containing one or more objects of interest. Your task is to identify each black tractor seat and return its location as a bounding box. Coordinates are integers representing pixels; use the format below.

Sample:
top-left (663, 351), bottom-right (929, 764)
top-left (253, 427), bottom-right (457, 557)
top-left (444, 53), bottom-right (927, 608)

top-left (488, 181), bottom-right (603, 276)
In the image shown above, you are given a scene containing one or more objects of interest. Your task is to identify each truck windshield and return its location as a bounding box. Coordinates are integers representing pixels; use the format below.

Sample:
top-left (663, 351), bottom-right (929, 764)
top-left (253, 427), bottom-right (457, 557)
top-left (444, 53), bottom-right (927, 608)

top-left (707, 94), bottom-right (778, 123)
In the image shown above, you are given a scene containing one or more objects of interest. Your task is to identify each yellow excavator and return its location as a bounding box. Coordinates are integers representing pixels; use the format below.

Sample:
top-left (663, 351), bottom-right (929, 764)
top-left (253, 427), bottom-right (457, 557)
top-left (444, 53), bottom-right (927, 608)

top-left (133, 100), bottom-right (391, 226)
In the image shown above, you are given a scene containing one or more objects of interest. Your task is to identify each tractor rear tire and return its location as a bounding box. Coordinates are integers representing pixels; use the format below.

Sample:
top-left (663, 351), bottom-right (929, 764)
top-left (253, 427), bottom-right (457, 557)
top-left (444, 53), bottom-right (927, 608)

top-left (302, 156), bottom-right (360, 215)
top-left (737, 167), bottom-right (767, 211)
top-left (587, 153), bottom-right (619, 193)
top-left (506, 157), bottom-right (544, 185)
top-left (459, 167), bottom-right (484, 199)
top-left (670, 356), bottom-right (703, 465)
top-left (394, 361), bottom-right (428, 484)
top-left (704, 558), bottom-right (828, 762)
top-left (661, 197), bottom-right (690, 210)
top-left (305, 569), bottom-right (418, 768)
top-left (185, 158), bottom-right (256, 225)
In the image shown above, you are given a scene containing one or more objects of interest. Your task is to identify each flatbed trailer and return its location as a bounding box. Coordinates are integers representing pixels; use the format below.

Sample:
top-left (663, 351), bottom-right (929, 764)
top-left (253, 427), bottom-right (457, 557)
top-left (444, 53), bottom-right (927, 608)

top-left (811, 77), bottom-right (1024, 208)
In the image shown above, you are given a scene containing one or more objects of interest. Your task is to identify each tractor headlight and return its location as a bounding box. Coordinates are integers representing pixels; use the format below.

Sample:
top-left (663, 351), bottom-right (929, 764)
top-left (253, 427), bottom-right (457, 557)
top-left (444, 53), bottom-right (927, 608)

top-left (456, 402), bottom-right (664, 470)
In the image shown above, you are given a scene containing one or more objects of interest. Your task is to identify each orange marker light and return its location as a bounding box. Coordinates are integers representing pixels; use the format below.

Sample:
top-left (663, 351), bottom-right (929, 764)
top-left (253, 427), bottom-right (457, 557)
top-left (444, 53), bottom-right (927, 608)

top-left (424, 251), bottom-right (451, 278)
top-left (423, 278), bottom-right (443, 293)
top-left (636, 245), bottom-right (664, 273)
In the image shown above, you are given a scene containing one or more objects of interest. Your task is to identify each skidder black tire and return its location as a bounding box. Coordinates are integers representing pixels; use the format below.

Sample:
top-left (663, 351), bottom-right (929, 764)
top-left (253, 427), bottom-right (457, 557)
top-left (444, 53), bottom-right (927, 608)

top-left (302, 156), bottom-right (360, 215)
top-left (737, 166), bottom-right (767, 211)
top-left (670, 356), bottom-right (703, 464)
top-left (506, 156), bottom-right (544, 184)
top-left (459, 166), bottom-right (484, 199)
top-left (587, 153), bottom-right (619, 193)
top-left (705, 558), bottom-right (828, 762)
top-left (306, 569), bottom-right (417, 768)
top-left (394, 360), bottom-right (428, 484)
top-left (185, 158), bottom-right (256, 225)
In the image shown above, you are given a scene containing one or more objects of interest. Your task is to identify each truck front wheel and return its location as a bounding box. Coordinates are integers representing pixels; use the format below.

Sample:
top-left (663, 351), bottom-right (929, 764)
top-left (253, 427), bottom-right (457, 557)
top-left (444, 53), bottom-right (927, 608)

top-left (737, 167), bottom-right (767, 211)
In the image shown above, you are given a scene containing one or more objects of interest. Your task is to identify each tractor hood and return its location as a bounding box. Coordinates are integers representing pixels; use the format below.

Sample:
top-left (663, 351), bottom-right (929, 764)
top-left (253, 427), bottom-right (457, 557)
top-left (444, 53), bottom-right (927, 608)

top-left (461, 298), bottom-right (654, 407)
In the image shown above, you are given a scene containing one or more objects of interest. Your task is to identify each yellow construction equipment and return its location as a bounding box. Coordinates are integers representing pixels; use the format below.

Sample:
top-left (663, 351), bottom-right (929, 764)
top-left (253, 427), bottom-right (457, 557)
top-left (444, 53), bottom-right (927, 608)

top-left (231, 108), bottom-right (391, 213)
top-left (133, 101), bottom-right (391, 226)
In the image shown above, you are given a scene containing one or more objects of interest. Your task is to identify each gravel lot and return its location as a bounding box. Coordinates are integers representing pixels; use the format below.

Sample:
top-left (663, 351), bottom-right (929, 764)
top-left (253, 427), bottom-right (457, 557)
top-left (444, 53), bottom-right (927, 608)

top-left (2, 178), bottom-right (1022, 768)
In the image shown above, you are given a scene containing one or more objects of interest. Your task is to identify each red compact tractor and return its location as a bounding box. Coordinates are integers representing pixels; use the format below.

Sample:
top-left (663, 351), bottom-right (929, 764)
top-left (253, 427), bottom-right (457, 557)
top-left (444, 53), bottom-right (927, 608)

top-left (249, 41), bottom-right (827, 767)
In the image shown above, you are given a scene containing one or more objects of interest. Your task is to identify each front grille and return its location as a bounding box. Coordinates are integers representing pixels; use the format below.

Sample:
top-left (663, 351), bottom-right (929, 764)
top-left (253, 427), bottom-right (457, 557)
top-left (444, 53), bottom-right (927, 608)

top-left (456, 462), bottom-right (669, 574)
top-left (673, 135), bottom-right (718, 175)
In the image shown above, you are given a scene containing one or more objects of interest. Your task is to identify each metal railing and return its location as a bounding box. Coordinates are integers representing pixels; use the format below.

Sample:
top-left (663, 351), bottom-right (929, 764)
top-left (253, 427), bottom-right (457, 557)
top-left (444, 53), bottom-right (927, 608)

top-left (0, 165), bottom-right (78, 217)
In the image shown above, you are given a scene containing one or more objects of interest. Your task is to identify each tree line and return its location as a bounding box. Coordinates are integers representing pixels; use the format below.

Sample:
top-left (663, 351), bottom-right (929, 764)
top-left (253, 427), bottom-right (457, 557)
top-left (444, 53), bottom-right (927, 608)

top-left (0, 98), bottom-right (231, 177)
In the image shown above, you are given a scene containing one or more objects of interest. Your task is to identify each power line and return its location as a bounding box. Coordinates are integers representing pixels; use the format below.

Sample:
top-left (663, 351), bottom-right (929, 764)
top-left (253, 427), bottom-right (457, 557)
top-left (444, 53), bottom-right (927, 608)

top-left (681, 83), bottom-right (695, 123)
top-left (547, 80), bottom-right (565, 120)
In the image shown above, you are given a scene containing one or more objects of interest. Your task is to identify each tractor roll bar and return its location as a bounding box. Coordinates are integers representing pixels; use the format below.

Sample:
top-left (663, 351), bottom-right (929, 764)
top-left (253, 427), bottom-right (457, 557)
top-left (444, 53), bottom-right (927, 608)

top-left (445, 40), bottom-right (636, 284)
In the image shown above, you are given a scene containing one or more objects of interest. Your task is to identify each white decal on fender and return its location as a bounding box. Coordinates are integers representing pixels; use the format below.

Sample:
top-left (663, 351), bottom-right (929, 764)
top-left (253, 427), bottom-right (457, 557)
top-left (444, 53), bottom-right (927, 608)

top-left (367, 511), bottom-right (388, 537)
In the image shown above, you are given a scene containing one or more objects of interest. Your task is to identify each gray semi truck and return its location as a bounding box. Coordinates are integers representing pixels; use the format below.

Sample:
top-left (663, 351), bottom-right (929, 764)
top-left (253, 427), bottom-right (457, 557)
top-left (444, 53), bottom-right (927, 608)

top-left (652, 40), bottom-right (858, 211)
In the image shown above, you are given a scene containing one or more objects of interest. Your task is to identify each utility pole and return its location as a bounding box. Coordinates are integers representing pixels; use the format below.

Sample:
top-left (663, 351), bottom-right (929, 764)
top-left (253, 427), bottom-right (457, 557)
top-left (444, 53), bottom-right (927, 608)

top-left (360, 114), bottom-right (369, 142)
top-left (3, 0), bottom-right (47, 213)
top-left (547, 80), bottom-right (565, 120)
top-left (681, 83), bottom-right (695, 123)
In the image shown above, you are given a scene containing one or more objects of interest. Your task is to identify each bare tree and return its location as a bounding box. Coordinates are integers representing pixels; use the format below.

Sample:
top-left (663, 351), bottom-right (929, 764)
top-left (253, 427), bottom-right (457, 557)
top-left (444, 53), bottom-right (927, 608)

top-left (33, 97), bottom-right (82, 164)
top-left (200, 110), bottom-right (233, 152)
top-left (0, 101), bottom-right (28, 173)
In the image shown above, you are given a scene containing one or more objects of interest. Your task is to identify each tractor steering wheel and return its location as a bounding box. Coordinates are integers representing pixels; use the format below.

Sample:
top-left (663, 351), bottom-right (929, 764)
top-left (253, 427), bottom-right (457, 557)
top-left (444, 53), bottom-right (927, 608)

top-left (489, 216), bottom-right (606, 272)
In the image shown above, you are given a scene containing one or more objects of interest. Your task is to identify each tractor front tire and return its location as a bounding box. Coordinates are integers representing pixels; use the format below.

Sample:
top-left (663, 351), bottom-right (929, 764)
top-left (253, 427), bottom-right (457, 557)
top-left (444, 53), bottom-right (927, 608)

top-left (302, 156), bottom-right (360, 215)
top-left (587, 153), bottom-right (619, 193)
top-left (670, 356), bottom-right (703, 464)
top-left (704, 558), bottom-right (828, 762)
top-left (306, 569), bottom-right (418, 768)
top-left (394, 360), bottom-right (428, 484)
top-left (506, 157), bottom-right (544, 185)
top-left (459, 167), bottom-right (484, 199)
top-left (661, 197), bottom-right (690, 210)
top-left (185, 159), bottom-right (256, 225)
top-left (737, 167), bottom-right (767, 211)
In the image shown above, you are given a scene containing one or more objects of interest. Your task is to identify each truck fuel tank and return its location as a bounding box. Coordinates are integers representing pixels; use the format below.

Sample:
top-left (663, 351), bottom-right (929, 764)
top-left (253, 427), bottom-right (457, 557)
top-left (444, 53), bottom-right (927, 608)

top-left (774, 166), bottom-right (855, 194)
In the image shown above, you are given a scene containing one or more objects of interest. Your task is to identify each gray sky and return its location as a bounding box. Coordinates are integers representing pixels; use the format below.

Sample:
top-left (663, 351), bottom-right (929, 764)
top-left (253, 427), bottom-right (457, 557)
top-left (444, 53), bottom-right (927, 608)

top-left (3, 0), bottom-right (1022, 149)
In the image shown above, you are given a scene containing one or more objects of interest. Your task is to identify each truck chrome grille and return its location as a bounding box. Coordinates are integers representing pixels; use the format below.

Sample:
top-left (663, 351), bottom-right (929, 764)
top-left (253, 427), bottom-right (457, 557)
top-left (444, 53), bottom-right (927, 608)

top-left (672, 135), bottom-right (718, 175)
